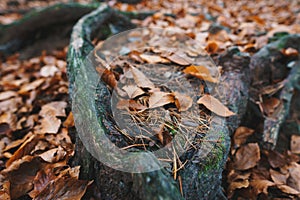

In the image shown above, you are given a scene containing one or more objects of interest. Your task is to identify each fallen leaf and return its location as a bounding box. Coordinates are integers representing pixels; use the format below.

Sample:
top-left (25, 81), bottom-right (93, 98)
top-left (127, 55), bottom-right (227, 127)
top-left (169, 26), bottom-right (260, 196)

top-left (19, 78), bottom-right (45, 94)
top-left (233, 126), bottom-right (255, 148)
top-left (39, 146), bottom-right (66, 163)
top-left (38, 116), bottom-right (61, 134)
top-left (139, 54), bottom-right (170, 64)
top-left (267, 150), bottom-right (287, 168)
top-left (0, 181), bottom-right (10, 200)
top-left (5, 135), bottom-right (40, 168)
top-left (33, 175), bottom-right (92, 200)
top-left (287, 162), bottom-right (300, 192)
top-left (40, 65), bottom-right (59, 77)
top-left (122, 85), bottom-right (145, 99)
top-left (205, 41), bottom-right (219, 54)
top-left (291, 135), bottom-right (300, 154)
top-left (260, 97), bottom-right (281, 116)
top-left (149, 92), bottom-right (175, 109)
top-left (277, 184), bottom-right (300, 196)
top-left (270, 169), bottom-right (289, 185)
top-left (234, 143), bottom-right (260, 170)
top-left (197, 94), bottom-right (235, 117)
top-left (130, 66), bottom-right (155, 89)
top-left (96, 67), bottom-right (118, 88)
top-left (29, 167), bottom-right (57, 198)
top-left (173, 92), bottom-right (193, 112)
top-left (165, 53), bottom-right (191, 65)
top-left (0, 91), bottom-right (18, 101)
top-left (116, 99), bottom-right (147, 111)
top-left (40, 101), bottom-right (67, 118)
top-left (228, 179), bottom-right (249, 193)
top-left (183, 65), bottom-right (219, 83)
top-left (2, 156), bottom-right (45, 199)
top-left (63, 112), bottom-right (75, 128)
top-left (250, 179), bottom-right (275, 195)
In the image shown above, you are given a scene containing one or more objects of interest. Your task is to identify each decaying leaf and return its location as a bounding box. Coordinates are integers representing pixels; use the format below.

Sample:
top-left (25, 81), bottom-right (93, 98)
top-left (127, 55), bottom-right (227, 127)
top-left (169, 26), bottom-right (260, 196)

top-left (277, 184), bottom-right (300, 196)
top-left (130, 66), bottom-right (155, 89)
top-left (0, 91), bottom-right (18, 101)
top-left (2, 156), bottom-right (44, 199)
top-left (173, 92), bottom-right (193, 112)
top-left (233, 126), bottom-right (255, 148)
top-left (250, 179), bottom-right (275, 195)
top-left (270, 169), bottom-right (288, 185)
top-left (38, 115), bottom-right (61, 134)
top-left (234, 143), bottom-right (260, 170)
top-left (287, 162), bottom-right (300, 192)
top-left (197, 94), bottom-right (235, 117)
top-left (291, 135), bottom-right (300, 154)
top-left (149, 92), bottom-right (175, 109)
top-left (18, 79), bottom-right (45, 94)
top-left (183, 65), bottom-right (218, 83)
top-left (39, 146), bottom-right (66, 163)
top-left (139, 54), bottom-right (170, 64)
top-left (96, 67), bottom-right (118, 88)
top-left (205, 41), bottom-right (219, 54)
top-left (117, 99), bottom-right (148, 111)
top-left (40, 101), bottom-right (67, 118)
top-left (122, 85), bottom-right (145, 99)
top-left (165, 53), bottom-right (191, 66)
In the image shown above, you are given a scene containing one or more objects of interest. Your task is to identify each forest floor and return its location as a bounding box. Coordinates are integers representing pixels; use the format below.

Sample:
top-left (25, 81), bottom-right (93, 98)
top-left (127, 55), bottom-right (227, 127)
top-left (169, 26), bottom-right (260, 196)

top-left (0, 0), bottom-right (300, 199)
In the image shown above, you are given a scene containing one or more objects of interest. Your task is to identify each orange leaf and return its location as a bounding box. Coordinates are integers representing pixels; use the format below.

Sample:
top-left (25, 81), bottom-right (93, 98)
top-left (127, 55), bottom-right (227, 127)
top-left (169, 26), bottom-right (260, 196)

top-left (250, 179), bottom-right (275, 195)
top-left (205, 41), bottom-right (219, 54)
top-left (183, 65), bottom-right (219, 83)
top-left (197, 94), bottom-right (235, 117)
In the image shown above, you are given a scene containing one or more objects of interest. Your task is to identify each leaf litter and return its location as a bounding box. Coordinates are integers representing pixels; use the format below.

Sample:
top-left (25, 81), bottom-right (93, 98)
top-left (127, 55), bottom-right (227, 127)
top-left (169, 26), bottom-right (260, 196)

top-left (1, 0), bottom-right (300, 199)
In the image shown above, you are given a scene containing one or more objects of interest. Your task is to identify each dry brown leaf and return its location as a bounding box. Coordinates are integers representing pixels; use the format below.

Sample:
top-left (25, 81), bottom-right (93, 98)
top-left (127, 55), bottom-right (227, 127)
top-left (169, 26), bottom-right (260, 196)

top-left (33, 175), bottom-right (92, 200)
top-left (39, 146), bottom-right (66, 163)
top-left (29, 167), bottom-right (57, 198)
top-left (130, 66), bottom-right (155, 89)
top-left (197, 94), bottom-right (235, 117)
top-left (5, 134), bottom-right (40, 168)
top-left (233, 126), bottom-right (255, 148)
top-left (250, 179), bottom-right (275, 195)
top-left (267, 150), bottom-right (287, 168)
top-left (291, 135), bottom-right (300, 154)
top-left (277, 184), bottom-right (300, 196)
top-left (0, 91), bottom-right (18, 101)
top-left (2, 156), bottom-right (44, 199)
top-left (183, 65), bottom-right (219, 83)
top-left (39, 115), bottom-right (61, 134)
top-left (39, 101), bottom-right (67, 118)
top-left (117, 99), bottom-right (147, 111)
top-left (166, 53), bottom-right (191, 66)
top-left (63, 112), bottom-right (75, 128)
top-left (287, 162), bottom-right (300, 192)
top-left (0, 181), bottom-right (10, 200)
top-left (173, 92), bottom-right (193, 112)
top-left (270, 169), bottom-right (289, 185)
top-left (149, 92), bottom-right (174, 109)
top-left (228, 179), bottom-right (249, 193)
top-left (139, 54), bottom-right (170, 64)
top-left (18, 78), bottom-right (45, 94)
top-left (234, 143), bottom-right (260, 170)
top-left (0, 97), bottom-right (22, 113)
top-left (2, 132), bottom-right (33, 152)
top-left (96, 67), bottom-right (117, 88)
top-left (122, 85), bottom-right (145, 99)
top-left (40, 65), bottom-right (58, 77)
top-left (260, 97), bottom-right (281, 116)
